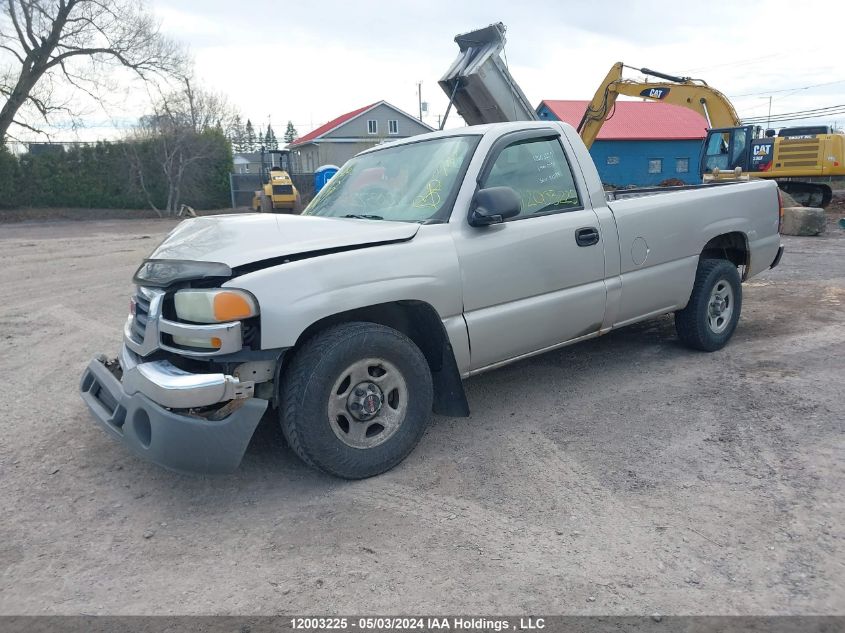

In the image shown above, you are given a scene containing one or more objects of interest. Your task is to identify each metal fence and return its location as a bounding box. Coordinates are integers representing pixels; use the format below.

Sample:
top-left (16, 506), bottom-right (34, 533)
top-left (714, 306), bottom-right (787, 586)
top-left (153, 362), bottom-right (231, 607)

top-left (291, 173), bottom-right (316, 205)
top-left (228, 173), bottom-right (261, 208)
top-left (229, 172), bottom-right (316, 209)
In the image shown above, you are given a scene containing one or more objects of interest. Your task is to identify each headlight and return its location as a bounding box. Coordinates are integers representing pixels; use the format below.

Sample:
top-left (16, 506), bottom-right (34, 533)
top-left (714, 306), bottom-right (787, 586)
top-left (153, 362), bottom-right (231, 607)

top-left (174, 289), bottom-right (259, 324)
top-left (134, 259), bottom-right (232, 287)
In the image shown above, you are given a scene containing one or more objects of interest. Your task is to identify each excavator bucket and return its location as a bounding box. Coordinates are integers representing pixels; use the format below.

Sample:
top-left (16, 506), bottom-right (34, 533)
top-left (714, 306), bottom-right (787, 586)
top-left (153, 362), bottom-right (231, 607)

top-left (438, 22), bottom-right (539, 126)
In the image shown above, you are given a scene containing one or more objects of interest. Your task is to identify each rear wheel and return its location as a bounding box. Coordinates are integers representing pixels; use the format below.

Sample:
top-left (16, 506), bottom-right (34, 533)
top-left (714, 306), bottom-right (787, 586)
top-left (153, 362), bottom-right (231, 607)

top-left (280, 322), bottom-right (433, 479)
top-left (675, 258), bottom-right (742, 351)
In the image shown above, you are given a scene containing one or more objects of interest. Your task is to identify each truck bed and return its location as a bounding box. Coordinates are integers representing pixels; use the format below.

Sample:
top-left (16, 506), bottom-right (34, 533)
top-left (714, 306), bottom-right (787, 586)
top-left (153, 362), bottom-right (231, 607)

top-left (606, 180), bottom-right (747, 202)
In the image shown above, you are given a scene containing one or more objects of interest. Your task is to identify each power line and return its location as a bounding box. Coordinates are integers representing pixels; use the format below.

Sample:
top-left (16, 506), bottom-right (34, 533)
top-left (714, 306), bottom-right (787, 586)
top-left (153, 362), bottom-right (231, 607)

top-left (680, 43), bottom-right (825, 75)
top-left (743, 111), bottom-right (845, 124)
top-left (743, 110), bottom-right (845, 126)
top-left (729, 78), bottom-right (845, 99)
top-left (747, 103), bottom-right (845, 117)
top-left (680, 53), bottom-right (785, 75)
top-left (742, 103), bottom-right (845, 123)
top-left (748, 112), bottom-right (845, 125)
top-left (765, 114), bottom-right (845, 125)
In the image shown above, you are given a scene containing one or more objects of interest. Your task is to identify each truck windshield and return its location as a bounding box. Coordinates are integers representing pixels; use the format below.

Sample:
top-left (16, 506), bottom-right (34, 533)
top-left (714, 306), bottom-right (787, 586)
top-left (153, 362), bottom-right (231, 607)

top-left (303, 136), bottom-right (478, 223)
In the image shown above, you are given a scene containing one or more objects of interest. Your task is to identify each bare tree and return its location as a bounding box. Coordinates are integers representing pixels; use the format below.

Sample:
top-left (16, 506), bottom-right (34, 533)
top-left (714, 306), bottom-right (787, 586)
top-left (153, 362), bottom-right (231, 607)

top-left (129, 78), bottom-right (236, 216)
top-left (0, 0), bottom-right (184, 140)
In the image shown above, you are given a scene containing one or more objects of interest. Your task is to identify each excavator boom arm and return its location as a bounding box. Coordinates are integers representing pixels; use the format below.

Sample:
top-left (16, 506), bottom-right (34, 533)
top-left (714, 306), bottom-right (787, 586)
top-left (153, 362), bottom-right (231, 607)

top-left (578, 62), bottom-right (742, 149)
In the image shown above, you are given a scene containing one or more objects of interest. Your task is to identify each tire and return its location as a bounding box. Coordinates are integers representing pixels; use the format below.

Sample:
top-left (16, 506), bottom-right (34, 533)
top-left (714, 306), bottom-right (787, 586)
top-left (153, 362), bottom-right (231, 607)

top-left (675, 258), bottom-right (742, 352)
top-left (280, 322), bottom-right (433, 479)
top-left (260, 194), bottom-right (273, 213)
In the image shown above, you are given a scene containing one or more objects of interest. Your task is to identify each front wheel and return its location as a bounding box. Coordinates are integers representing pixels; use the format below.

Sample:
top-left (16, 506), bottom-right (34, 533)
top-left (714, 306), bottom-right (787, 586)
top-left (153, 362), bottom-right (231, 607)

top-left (675, 258), bottom-right (742, 351)
top-left (260, 194), bottom-right (273, 213)
top-left (280, 322), bottom-right (433, 479)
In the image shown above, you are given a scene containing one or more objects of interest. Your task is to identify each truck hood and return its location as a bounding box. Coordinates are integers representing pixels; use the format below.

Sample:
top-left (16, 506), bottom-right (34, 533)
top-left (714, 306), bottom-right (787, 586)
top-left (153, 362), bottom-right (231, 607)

top-left (148, 213), bottom-right (420, 268)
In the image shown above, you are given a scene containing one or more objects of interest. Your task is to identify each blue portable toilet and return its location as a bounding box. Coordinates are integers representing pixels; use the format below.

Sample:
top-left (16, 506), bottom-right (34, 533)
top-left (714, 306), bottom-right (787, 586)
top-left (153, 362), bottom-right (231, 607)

top-left (314, 165), bottom-right (340, 193)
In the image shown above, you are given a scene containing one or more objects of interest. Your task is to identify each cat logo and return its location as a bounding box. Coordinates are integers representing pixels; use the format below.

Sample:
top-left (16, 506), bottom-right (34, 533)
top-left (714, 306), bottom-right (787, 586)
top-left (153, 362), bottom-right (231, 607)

top-left (639, 87), bottom-right (669, 100)
top-left (753, 145), bottom-right (772, 156)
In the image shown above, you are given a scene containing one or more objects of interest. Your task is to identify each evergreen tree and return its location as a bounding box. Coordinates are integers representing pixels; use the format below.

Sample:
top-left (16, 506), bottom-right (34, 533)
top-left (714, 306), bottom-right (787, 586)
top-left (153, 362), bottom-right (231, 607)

top-left (2, 135), bottom-right (232, 212)
top-left (284, 120), bottom-right (298, 144)
top-left (264, 123), bottom-right (278, 150)
top-left (0, 145), bottom-right (19, 208)
top-left (229, 115), bottom-right (245, 152)
top-left (244, 119), bottom-right (256, 152)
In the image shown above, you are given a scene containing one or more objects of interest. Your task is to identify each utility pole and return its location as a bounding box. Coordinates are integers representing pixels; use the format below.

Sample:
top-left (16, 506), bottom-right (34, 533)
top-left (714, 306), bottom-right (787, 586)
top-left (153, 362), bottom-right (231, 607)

top-left (417, 81), bottom-right (423, 122)
top-left (259, 145), bottom-right (266, 185)
top-left (766, 96), bottom-right (772, 129)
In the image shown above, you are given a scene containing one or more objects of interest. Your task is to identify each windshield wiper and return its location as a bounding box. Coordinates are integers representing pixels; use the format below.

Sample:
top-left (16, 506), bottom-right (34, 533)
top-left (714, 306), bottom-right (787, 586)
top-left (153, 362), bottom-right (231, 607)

top-left (343, 214), bottom-right (384, 220)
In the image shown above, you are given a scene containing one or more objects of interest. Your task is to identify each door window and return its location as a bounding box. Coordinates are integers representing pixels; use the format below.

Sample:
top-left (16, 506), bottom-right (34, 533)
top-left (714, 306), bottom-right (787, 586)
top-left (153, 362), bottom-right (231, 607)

top-left (730, 128), bottom-right (748, 169)
top-left (481, 137), bottom-right (581, 219)
top-left (703, 131), bottom-right (731, 171)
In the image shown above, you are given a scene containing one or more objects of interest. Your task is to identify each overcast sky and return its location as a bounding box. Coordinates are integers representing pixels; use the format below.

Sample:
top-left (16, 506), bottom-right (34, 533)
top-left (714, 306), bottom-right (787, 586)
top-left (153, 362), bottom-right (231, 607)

top-left (19, 0), bottom-right (845, 140)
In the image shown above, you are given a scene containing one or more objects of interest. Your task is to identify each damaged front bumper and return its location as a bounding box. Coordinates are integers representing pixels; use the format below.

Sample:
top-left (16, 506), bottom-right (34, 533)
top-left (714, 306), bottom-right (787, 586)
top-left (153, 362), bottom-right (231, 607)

top-left (79, 345), bottom-right (268, 474)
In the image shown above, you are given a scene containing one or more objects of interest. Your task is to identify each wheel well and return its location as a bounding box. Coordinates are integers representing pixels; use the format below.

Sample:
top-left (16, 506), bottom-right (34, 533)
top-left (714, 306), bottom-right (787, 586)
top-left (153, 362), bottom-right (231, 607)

top-left (289, 301), bottom-right (470, 417)
top-left (701, 232), bottom-right (749, 279)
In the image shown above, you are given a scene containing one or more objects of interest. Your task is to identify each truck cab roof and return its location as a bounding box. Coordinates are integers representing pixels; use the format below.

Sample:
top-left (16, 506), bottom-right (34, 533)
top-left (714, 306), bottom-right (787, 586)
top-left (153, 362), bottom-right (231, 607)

top-left (357, 120), bottom-right (574, 156)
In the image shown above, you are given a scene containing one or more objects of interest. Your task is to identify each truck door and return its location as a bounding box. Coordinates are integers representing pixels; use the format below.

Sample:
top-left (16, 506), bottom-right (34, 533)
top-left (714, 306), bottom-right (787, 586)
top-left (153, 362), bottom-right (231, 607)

top-left (453, 131), bottom-right (607, 371)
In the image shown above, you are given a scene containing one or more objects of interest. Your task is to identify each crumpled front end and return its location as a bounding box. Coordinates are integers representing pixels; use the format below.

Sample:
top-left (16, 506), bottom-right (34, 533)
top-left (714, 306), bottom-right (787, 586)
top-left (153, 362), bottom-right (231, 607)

top-left (79, 284), bottom-right (277, 474)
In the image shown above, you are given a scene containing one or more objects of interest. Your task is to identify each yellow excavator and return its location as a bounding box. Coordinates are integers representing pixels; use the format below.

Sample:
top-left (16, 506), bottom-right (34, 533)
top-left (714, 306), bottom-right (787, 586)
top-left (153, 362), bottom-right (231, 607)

top-left (578, 62), bottom-right (844, 207)
top-left (438, 23), bottom-right (844, 207)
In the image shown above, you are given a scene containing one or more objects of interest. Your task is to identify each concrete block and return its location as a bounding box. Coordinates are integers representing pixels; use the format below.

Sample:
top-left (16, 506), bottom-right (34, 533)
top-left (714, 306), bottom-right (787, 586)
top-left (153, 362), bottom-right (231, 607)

top-left (781, 206), bottom-right (826, 236)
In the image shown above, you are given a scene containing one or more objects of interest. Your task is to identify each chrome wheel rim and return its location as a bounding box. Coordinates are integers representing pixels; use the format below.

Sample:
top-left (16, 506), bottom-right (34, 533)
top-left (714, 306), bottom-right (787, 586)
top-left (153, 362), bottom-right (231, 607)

top-left (328, 357), bottom-right (408, 449)
top-left (707, 280), bottom-right (734, 334)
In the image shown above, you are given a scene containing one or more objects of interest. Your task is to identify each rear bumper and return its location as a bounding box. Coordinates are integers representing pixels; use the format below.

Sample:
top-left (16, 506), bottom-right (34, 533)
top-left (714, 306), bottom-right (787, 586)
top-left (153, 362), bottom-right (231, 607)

top-left (770, 244), bottom-right (785, 270)
top-left (79, 353), bottom-right (267, 474)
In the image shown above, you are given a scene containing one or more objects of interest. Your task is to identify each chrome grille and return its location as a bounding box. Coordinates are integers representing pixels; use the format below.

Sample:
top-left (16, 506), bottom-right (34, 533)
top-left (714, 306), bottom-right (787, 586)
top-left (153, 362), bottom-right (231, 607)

top-left (124, 286), bottom-right (244, 358)
top-left (130, 289), bottom-right (152, 343)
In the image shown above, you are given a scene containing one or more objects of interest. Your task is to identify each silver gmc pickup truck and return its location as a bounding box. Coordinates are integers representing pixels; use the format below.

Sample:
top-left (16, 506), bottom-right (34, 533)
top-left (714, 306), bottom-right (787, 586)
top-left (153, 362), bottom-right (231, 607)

top-left (80, 121), bottom-right (784, 478)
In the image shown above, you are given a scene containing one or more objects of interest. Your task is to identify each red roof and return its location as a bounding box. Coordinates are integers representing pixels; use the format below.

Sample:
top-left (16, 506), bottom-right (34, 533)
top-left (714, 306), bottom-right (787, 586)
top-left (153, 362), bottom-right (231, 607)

top-left (288, 102), bottom-right (379, 147)
top-left (538, 100), bottom-right (707, 141)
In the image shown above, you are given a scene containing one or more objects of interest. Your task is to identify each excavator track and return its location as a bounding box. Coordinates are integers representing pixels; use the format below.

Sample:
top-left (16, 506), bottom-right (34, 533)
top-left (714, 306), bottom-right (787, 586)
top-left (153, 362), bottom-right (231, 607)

top-left (778, 182), bottom-right (833, 209)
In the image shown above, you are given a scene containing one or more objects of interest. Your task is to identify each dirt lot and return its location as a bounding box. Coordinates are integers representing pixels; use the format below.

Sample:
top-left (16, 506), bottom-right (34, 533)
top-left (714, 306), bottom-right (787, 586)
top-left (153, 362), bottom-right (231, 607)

top-left (0, 216), bottom-right (842, 616)
top-left (0, 207), bottom-right (246, 224)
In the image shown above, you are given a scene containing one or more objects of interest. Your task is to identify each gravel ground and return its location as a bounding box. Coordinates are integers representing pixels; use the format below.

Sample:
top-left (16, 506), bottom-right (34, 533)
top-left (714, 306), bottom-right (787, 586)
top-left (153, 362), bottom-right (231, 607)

top-left (0, 217), bottom-right (842, 615)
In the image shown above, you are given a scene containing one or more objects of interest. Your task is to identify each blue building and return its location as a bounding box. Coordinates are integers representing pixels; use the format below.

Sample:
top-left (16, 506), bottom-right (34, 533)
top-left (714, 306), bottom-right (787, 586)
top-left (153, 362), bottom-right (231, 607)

top-left (537, 100), bottom-right (707, 187)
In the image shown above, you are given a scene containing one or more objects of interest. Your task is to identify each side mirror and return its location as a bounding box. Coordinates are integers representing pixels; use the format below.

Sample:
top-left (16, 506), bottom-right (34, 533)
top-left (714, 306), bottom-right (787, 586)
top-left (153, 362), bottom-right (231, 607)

top-left (469, 186), bottom-right (522, 227)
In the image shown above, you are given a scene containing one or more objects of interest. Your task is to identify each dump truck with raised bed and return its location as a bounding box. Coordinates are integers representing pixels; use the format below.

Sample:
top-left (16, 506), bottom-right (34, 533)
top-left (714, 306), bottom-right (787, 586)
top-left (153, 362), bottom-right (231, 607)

top-left (79, 118), bottom-right (784, 479)
top-left (439, 22), bottom-right (844, 207)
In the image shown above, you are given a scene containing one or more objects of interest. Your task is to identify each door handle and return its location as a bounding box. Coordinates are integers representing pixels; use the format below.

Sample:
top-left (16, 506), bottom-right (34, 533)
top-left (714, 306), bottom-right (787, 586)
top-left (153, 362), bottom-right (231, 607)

top-left (575, 227), bottom-right (600, 247)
